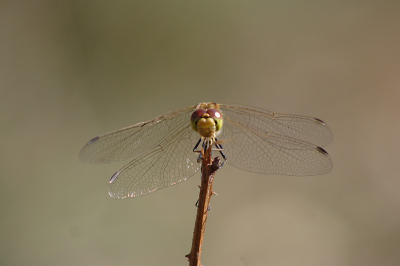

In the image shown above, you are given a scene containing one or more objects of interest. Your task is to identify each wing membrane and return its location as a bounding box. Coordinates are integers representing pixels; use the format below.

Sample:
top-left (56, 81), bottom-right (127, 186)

top-left (219, 104), bottom-right (333, 147)
top-left (79, 105), bottom-right (196, 164)
top-left (80, 102), bottom-right (333, 199)
top-left (108, 125), bottom-right (200, 199)
top-left (218, 104), bottom-right (332, 175)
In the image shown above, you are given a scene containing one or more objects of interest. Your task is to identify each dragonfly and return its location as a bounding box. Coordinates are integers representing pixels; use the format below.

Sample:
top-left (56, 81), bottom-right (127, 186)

top-left (79, 102), bottom-right (333, 199)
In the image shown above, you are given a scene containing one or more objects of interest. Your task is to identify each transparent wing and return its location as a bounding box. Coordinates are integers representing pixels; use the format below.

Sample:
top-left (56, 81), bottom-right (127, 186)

top-left (219, 103), bottom-right (332, 147)
top-left (79, 105), bottom-right (196, 164)
top-left (108, 124), bottom-right (201, 199)
top-left (218, 104), bottom-right (333, 175)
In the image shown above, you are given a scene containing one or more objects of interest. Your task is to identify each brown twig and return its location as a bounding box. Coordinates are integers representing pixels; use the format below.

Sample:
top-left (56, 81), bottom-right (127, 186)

top-left (185, 145), bottom-right (220, 266)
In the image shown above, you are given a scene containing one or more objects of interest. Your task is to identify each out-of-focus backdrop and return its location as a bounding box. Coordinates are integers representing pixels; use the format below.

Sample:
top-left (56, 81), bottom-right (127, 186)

top-left (1, 1), bottom-right (400, 266)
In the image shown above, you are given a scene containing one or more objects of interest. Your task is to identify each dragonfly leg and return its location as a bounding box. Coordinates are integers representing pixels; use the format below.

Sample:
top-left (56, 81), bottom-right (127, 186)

top-left (214, 138), bottom-right (227, 168)
top-left (192, 138), bottom-right (202, 152)
top-left (197, 141), bottom-right (206, 163)
top-left (193, 138), bottom-right (205, 163)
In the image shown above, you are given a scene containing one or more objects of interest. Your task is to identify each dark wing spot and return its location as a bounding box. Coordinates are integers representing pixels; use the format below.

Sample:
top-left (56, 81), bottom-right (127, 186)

top-left (109, 172), bottom-right (120, 184)
top-left (87, 136), bottom-right (99, 145)
top-left (316, 146), bottom-right (329, 155)
top-left (314, 118), bottom-right (326, 125)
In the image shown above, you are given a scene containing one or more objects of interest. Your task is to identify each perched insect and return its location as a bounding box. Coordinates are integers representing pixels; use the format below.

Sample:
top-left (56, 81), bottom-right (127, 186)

top-left (80, 102), bottom-right (333, 199)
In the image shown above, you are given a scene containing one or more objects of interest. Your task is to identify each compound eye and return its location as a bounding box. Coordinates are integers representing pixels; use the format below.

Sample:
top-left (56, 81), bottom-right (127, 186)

top-left (206, 109), bottom-right (221, 119)
top-left (206, 109), bottom-right (223, 131)
top-left (190, 109), bottom-right (206, 132)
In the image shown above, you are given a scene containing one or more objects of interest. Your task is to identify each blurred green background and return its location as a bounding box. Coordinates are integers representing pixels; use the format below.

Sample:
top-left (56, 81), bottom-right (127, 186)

top-left (1, 1), bottom-right (400, 265)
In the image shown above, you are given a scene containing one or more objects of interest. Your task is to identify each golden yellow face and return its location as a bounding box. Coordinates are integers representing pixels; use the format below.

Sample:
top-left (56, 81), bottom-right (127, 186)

top-left (190, 102), bottom-right (223, 138)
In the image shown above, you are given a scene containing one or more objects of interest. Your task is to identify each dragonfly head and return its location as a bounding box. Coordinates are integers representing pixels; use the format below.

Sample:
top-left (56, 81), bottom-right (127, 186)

top-left (191, 103), bottom-right (223, 138)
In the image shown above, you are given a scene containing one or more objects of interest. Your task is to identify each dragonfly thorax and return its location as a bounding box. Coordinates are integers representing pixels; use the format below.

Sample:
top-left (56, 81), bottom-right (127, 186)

top-left (190, 103), bottom-right (223, 138)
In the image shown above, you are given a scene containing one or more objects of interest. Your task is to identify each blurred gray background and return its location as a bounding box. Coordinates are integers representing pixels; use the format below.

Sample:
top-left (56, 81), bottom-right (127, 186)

top-left (1, 1), bottom-right (400, 265)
